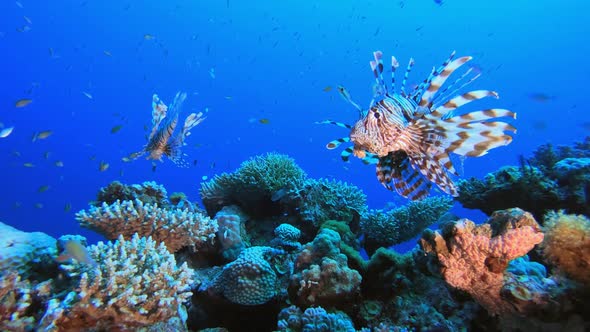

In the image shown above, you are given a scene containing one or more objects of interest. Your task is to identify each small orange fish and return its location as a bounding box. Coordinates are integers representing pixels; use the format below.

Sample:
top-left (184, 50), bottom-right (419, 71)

top-left (33, 130), bottom-right (53, 141)
top-left (56, 240), bottom-right (98, 266)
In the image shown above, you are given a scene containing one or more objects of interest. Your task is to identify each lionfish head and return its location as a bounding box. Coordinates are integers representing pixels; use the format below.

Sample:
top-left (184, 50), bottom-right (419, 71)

top-left (349, 100), bottom-right (408, 158)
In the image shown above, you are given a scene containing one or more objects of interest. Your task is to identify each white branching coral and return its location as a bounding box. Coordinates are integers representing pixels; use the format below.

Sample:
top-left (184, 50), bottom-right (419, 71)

top-left (76, 199), bottom-right (218, 252)
top-left (44, 234), bottom-right (194, 331)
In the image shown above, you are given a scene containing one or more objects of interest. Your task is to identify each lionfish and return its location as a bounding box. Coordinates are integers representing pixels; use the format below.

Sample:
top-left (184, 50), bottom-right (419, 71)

top-left (320, 51), bottom-right (516, 200)
top-left (130, 92), bottom-right (206, 166)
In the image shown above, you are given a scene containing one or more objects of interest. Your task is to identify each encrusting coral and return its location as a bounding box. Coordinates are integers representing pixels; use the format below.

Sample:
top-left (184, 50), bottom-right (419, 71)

top-left (420, 208), bottom-right (544, 315)
top-left (361, 196), bottom-right (453, 255)
top-left (204, 246), bottom-right (285, 306)
top-left (76, 199), bottom-right (218, 253)
top-left (41, 234), bottom-right (193, 331)
top-left (541, 211), bottom-right (590, 285)
top-left (0, 221), bottom-right (57, 281)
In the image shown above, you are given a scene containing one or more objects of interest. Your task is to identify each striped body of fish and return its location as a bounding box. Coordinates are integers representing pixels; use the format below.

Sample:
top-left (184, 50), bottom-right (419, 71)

top-left (320, 51), bottom-right (516, 200)
top-left (131, 92), bottom-right (206, 167)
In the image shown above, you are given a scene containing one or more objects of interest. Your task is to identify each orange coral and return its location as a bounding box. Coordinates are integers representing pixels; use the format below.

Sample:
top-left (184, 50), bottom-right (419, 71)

top-left (542, 211), bottom-right (590, 285)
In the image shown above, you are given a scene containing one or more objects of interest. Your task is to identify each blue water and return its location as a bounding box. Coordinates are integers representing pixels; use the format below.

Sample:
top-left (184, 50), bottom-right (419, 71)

top-left (1, 0), bottom-right (588, 246)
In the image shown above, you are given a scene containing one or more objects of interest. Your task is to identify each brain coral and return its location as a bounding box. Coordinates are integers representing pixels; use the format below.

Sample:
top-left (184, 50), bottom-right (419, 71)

top-left (207, 246), bottom-right (284, 306)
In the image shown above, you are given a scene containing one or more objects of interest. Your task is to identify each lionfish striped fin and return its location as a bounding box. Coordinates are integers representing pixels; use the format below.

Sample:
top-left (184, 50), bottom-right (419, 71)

top-left (326, 137), bottom-right (350, 149)
top-left (441, 122), bottom-right (516, 157)
top-left (370, 51), bottom-right (387, 95)
top-left (361, 153), bottom-right (379, 165)
top-left (411, 51), bottom-right (456, 101)
top-left (391, 56), bottom-right (400, 93)
top-left (408, 153), bottom-right (458, 196)
top-left (340, 146), bottom-right (354, 162)
top-left (316, 120), bottom-right (352, 129)
top-left (431, 68), bottom-right (479, 108)
top-left (376, 153), bottom-right (433, 200)
top-left (433, 152), bottom-right (458, 176)
top-left (419, 56), bottom-right (472, 107)
top-left (433, 90), bottom-right (499, 118)
top-left (400, 58), bottom-right (415, 97)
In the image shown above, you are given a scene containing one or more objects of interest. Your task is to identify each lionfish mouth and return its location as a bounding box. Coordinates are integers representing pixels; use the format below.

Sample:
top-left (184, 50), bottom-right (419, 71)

top-left (320, 50), bottom-right (516, 200)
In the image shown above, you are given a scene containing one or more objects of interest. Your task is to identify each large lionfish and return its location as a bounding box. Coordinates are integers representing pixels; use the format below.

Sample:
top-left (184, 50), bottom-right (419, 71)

top-left (320, 51), bottom-right (516, 200)
top-left (130, 92), bottom-right (206, 166)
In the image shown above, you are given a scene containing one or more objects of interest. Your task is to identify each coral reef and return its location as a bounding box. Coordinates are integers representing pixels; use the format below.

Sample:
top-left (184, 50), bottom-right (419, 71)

top-left (420, 208), bottom-right (544, 315)
top-left (361, 196), bottom-right (453, 255)
top-left (276, 305), bottom-right (356, 332)
top-left (42, 234), bottom-right (193, 331)
top-left (458, 137), bottom-right (590, 220)
top-left (541, 211), bottom-right (590, 285)
top-left (95, 180), bottom-right (169, 206)
top-left (292, 178), bottom-right (367, 230)
top-left (290, 229), bottom-right (361, 308)
top-left (200, 153), bottom-right (307, 217)
top-left (76, 199), bottom-right (218, 253)
top-left (204, 246), bottom-right (285, 306)
top-left (0, 272), bottom-right (52, 331)
top-left (0, 222), bottom-right (57, 281)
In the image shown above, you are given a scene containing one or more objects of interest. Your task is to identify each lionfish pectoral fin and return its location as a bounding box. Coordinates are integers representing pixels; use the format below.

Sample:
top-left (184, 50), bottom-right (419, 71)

top-left (434, 90), bottom-right (499, 119)
top-left (429, 109), bottom-right (516, 157)
top-left (408, 153), bottom-right (458, 197)
top-left (326, 137), bottom-right (350, 150)
top-left (377, 153), bottom-right (433, 200)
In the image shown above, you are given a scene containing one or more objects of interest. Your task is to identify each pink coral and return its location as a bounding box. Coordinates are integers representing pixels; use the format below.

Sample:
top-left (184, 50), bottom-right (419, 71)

top-left (420, 208), bottom-right (544, 315)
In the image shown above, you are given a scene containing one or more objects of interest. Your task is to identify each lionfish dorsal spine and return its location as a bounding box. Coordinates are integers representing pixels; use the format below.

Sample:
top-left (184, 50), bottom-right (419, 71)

top-left (400, 58), bottom-right (415, 97)
top-left (419, 55), bottom-right (472, 108)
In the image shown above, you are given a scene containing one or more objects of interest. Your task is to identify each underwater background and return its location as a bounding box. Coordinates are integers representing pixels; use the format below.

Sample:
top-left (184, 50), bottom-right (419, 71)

top-left (1, 1), bottom-right (590, 331)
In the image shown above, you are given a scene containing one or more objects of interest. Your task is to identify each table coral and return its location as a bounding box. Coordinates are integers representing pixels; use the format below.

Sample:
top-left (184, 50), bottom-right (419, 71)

top-left (76, 199), bottom-right (217, 253)
top-left (42, 234), bottom-right (193, 331)
top-left (419, 208), bottom-right (544, 315)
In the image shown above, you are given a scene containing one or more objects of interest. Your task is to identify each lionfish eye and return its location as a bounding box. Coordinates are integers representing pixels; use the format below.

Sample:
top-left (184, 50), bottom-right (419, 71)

top-left (373, 111), bottom-right (380, 119)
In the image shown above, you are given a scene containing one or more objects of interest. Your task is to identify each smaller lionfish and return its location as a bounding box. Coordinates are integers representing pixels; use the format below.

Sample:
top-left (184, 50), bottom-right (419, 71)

top-left (320, 51), bottom-right (516, 200)
top-left (130, 92), bottom-right (206, 166)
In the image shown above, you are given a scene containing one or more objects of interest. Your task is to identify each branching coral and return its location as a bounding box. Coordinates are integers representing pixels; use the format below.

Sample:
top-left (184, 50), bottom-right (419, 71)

top-left (0, 272), bottom-right (51, 331)
top-left (200, 153), bottom-right (307, 217)
top-left (76, 199), bottom-right (217, 253)
top-left (541, 211), bottom-right (590, 285)
top-left (361, 196), bottom-right (453, 255)
top-left (419, 208), bottom-right (544, 315)
top-left (42, 234), bottom-right (193, 331)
